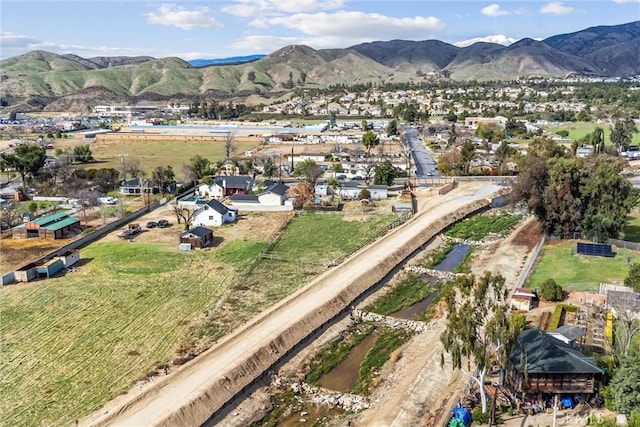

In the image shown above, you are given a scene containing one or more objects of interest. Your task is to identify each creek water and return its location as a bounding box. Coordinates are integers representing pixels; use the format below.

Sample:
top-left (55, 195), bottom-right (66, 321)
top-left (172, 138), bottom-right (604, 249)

top-left (317, 332), bottom-right (378, 393)
top-left (391, 291), bottom-right (439, 320)
top-left (433, 244), bottom-right (470, 272)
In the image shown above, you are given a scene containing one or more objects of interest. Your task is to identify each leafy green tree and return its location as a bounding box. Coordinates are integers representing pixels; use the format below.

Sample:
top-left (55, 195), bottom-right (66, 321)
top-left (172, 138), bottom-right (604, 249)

top-left (581, 157), bottom-right (634, 242)
top-left (73, 145), bottom-right (93, 163)
top-left (262, 158), bottom-right (276, 179)
top-left (331, 163), bottom-right (344, 173)
top-left (459, 139), bottom-right (476, 175)
top-left (440, 272), bottom-right (517, 414)
top-left (624, 263), bottom-right (640, 292)
top-left (374, 160), bottom-right (400, 186)
top-left (152, 165), bottom-right (175, 195)
top-left (446, 110), bottom-right (458, 122)
top-left (362, 130), bottom-right (380, 154)
top-left (294, 159), bottom-right (323, 186)
top-left (544, 158), bottom-right (584, 235)
top-left (610, 352), bottom-right (640, 416)
top-left (247, 70), bottom-right (256, 82)
top-left (189, 155), bottom-right (211, 179)
top-left (610, 120), bottom-right (633, 151)
top-left (386, 119), bottom-right (398, 136)
top-left (591, 127), bottom-right (605, 155)
top-left (495, 140), bottom-right (515, 175)
top-left (0, 144), bottom-right (47, 194)
top-left (539, 278), bottom-right (563, 301)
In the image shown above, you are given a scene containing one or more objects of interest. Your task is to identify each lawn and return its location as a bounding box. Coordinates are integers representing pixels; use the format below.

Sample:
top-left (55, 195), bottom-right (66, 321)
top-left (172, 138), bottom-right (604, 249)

top-left (526, 241), bottom-right (638, 292)
top-left (542, 122), bottom-right (640, 146)
top-left (90, 138), bottom-right (259, 172)
top-left (623, 209), bottom-right (640, 243)
top-left (0, 212), bottom-right (396, 426)
top-left (0, 241), bottom-right (242, 426)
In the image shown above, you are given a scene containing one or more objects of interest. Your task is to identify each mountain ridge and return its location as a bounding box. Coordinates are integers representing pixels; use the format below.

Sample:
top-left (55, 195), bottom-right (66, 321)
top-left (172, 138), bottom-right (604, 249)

top-left (1, 21), bottom-right (638, 112)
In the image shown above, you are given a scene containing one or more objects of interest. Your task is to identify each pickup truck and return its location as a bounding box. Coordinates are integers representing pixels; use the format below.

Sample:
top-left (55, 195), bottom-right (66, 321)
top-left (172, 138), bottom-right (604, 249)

top-left (118, 223), bottom-right (142, 239)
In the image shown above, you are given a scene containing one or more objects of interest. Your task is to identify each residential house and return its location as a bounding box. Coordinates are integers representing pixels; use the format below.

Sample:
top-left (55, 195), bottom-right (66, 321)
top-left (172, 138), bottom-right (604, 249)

top-left (315, 183), bottom-right (333, 197)
top-left (338, 182), bottom-right (362, 200)
top-left (180, 226), bottom-right (214, 248)
top-left (511, 288), bottom-right (539, 311)
top-left (119, 178), bottom-right (162, 195)
top-left (196, 176), bottom-right (253, 200)
top-left (507, 328), bottom-right (603, 396)
top-left (258, 183), bottom-right (288, 206)
top-left (191, 199), bottom-right (236, 227)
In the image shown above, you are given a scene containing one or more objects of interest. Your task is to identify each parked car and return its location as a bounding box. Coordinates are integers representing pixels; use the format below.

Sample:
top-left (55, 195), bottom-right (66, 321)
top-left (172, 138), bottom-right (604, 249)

top-left (157, 219), bottom-right (171, 228)
top-left (336, 174), bottom-right (347, 180)
top-left (352, 176), bottom-right (364, 180)
top-left (146, 221), bottom-right (158, 228)
top-left (118, 223), bottom-right (142, 238)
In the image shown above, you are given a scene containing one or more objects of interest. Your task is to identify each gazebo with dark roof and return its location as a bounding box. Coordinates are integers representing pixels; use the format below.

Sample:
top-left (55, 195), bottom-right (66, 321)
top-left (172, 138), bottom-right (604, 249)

top-left (507, 328), bottom-right (603, 396)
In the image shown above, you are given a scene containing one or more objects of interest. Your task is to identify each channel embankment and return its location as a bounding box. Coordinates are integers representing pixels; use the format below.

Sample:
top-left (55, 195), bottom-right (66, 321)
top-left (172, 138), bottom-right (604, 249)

top-left (82, 184), bottom-right (506, 427)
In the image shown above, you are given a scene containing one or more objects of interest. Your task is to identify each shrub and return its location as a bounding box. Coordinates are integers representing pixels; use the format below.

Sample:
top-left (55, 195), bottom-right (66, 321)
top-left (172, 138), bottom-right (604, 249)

top-left (540, 278), bottom-right (564, 301)
top-left (472, 405), bottom-right (490, 424)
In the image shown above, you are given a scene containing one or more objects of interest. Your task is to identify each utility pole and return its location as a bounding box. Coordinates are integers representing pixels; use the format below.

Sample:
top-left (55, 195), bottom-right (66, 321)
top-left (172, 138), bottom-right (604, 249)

top-left (552, 394), bottom-right (558, 427)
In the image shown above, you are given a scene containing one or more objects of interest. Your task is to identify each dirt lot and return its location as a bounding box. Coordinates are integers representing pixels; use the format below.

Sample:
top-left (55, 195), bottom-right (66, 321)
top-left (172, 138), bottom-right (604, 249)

top-left (0, 237), bottom-right (70, 272)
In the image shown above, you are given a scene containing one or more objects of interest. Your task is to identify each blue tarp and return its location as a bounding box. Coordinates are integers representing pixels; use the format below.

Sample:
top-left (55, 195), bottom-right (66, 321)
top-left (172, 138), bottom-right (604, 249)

top-left (561, 396), bottom-right (574, 409)
top-left (451, 406), bottom-right (472, 426)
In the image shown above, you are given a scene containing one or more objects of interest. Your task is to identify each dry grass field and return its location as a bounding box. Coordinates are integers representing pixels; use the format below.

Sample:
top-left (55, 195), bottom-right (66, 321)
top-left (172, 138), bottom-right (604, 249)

top-left (0, 210), bottom-right (397, 426)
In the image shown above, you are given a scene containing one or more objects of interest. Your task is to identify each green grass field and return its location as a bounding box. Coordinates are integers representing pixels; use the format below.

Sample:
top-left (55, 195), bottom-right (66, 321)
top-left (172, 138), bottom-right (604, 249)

top-left (623, 210), bottom-right (640, 242)
top-left (526, 241), bottom-right (638, 292)
top-left (542, 122), bottom-right (640, 146)
top-left (90, 139), bottom-right (259, 172)
top-left (0, 212), bottom-right (396, 426)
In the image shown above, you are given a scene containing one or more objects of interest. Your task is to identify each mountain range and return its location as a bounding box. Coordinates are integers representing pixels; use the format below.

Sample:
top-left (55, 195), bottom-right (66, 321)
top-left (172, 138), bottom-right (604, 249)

top-left (0, 21), bottom-right (638, 112)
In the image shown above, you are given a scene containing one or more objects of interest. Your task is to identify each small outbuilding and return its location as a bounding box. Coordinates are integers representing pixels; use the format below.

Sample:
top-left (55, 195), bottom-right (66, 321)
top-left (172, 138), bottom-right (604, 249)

top-left (180, 226), bottom-right (214, 248)
top-left (14, 263), bottom-right (38, 283)
top-left (55, 249), bottom-right (80, 268)
top-left (36, 259), bottom-right (65, 278)
top-left (511, 288), bottom-right (539, 311)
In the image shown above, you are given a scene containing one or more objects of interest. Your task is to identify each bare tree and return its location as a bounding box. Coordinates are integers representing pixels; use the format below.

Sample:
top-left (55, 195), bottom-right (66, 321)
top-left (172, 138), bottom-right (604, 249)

top-left (122, 157), bottom-right (142, 179)
top-left (0, 202), bottom-right (22, 230)
top-left (170, 204), bottom-right (198, 231)
top-left (224, 134), bottom-right (236, 162)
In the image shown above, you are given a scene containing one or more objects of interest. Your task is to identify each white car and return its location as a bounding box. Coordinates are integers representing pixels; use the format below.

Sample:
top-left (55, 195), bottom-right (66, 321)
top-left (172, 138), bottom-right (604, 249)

top-left (98, 197), bottom-right (118, 205)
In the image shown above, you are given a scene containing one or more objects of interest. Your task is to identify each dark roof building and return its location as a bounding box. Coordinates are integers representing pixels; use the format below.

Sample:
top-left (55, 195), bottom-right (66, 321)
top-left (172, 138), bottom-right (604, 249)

top-left (260, 182), bottom-right (288, 196)
top-left (507, 328), bottom-right (603, 395)
top-left (206, 199), bottom-right (230, 214)
top-left (230, 194), bottom-right (260, 203)
top-left (180, 226), bottom-right (214, 248)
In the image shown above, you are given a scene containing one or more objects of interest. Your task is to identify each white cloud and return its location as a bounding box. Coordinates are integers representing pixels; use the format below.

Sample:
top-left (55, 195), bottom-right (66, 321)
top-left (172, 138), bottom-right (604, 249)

top-left (260, 11), bottom-right (443, 40)
top-left (145, 4), bottom-right (222, 30)
top-left (228, 35), bottom-right (301, 52)
top-left (223, 0), bottom-right (344, 18)
top-left (540, 2), bottom-right (574, 14)
top-left (454, 34), bottom-right (517, 47)
top-left (481, 4), bottom-right (510, 17)
top-left (0, 32), bottom-right (155, 59)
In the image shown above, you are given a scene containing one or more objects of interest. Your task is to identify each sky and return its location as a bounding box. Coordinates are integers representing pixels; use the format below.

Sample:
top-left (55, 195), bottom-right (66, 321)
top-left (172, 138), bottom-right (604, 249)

top-left (1, 0), bottom-right (638, 60)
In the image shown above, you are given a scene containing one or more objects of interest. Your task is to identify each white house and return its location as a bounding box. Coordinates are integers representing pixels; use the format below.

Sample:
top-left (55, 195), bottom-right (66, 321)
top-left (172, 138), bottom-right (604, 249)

top-left (191, 199), bottom-right (236, 227)
top-left (258, 183), bottom-right (289, 206)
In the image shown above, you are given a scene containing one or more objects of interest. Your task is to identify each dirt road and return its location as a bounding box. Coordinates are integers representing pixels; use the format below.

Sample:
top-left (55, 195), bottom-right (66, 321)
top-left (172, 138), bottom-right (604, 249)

top-left (82, 183), bottom-right (505, 427)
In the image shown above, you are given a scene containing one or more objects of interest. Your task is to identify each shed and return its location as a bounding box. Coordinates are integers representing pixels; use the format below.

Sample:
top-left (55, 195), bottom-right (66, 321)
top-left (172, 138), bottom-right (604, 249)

top-left (367, 185), bottom-right (389, 200)
top-left (36, 259), bottom-right (65, 278)
top-left (511, 288), bottom-right (539, 311)
top-left (18, 211), bottom-right (80, 240)
top-left (15, 263), bottom-right (38, 283)
top-left (180, 226), bottom-right (214, 248)
top-left (392, 203), bottom-right (413, 214)
top-left (55, 249), bottom-right (80, 267)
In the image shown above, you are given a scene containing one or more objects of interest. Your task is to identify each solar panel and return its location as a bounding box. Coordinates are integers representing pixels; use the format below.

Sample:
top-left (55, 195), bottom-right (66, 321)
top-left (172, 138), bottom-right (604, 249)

top-left (576, 242), bottom-right (614, 257)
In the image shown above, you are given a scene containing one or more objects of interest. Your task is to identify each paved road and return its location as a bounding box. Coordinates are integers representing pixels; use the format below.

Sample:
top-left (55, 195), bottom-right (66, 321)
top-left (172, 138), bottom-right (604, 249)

top-left (401, 125), bottom-right (438, 178)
